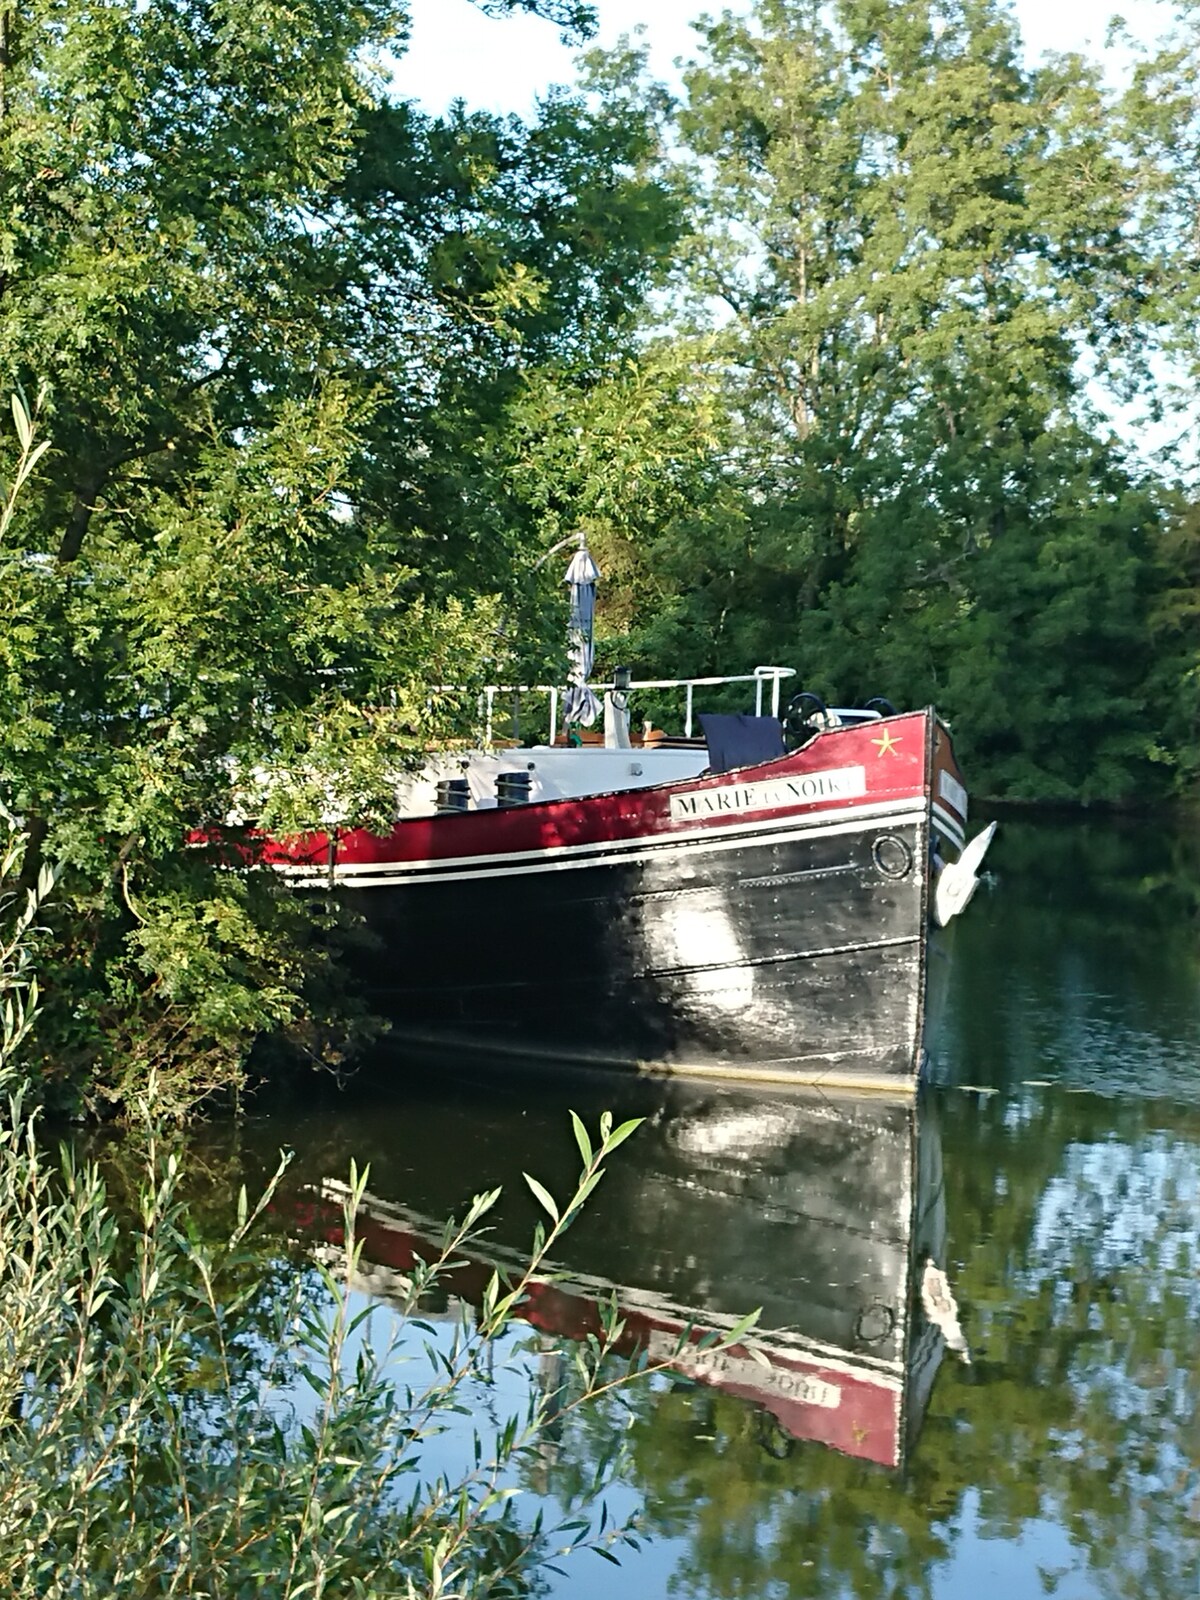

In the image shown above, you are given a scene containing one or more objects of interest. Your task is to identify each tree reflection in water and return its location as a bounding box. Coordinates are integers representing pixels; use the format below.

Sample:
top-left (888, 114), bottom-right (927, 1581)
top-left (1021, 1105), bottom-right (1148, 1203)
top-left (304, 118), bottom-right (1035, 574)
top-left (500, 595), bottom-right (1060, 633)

top-left (537, 1086), bottom-right (1200, 1600)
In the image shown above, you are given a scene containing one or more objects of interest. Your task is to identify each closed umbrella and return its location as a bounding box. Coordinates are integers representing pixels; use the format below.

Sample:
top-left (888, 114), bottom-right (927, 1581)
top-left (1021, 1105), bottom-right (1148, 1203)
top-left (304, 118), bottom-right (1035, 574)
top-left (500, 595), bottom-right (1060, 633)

top-left (563, 539), bottom-right (601, 728)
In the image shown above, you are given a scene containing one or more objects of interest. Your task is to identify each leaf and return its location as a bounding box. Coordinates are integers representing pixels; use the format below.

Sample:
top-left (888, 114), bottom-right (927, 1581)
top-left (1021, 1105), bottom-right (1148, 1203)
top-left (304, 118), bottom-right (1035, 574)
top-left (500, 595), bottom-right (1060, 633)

top-left (463, 1187), bottom-right (501, 1229)
top-left (711, 1307), bottom-right (761, 1350)
top-left (11, 394), bottom-right (31, 451)
top-left (14, 439), bottom-right (49, 483)
top-left (569, 1109), bottom-right (593, 1168)
top-left (601, 1117), bottom-right (643, 1154)
top-left (523, 1172), bottom-right (559, 1223)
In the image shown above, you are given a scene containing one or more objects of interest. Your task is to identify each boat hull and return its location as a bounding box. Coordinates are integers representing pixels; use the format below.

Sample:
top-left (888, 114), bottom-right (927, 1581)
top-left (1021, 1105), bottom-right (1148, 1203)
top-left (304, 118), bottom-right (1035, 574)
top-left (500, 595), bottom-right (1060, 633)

top-left (264, 706), bottom-right (982, 1092)
top-left (341, 807), bottom-right (929, 1089)
top-left (261, 707), bottom-right (977, 1089)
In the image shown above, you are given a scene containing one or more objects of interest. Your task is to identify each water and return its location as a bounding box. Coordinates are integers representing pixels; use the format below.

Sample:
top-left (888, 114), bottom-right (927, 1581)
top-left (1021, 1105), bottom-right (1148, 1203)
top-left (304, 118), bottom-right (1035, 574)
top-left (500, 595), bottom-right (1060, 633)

top-left (97, 816), bottom-right (1200, 1597)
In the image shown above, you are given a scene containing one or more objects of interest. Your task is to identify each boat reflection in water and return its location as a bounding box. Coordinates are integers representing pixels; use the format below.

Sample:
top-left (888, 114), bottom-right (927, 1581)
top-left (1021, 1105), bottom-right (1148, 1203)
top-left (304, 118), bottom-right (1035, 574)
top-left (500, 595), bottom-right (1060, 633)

top-left (315, 1080), bottom-right (967, 1472)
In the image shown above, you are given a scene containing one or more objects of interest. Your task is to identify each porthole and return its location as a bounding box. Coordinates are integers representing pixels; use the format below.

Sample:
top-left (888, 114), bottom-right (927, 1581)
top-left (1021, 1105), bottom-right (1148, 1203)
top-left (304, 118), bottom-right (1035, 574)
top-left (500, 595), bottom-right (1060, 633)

top-left (855, 1302), bottom-right (896, 1345)
top-left (872, 833), bottom-right (913, 879)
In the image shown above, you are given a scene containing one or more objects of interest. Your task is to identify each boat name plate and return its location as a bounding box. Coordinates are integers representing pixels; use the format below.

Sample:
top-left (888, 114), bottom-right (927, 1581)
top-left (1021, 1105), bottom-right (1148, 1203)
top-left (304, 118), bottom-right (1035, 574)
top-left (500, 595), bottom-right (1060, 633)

top-left (648, 1331), bottom-right (843, 1407)
top-left (669, 765), bottom-right (867, 823)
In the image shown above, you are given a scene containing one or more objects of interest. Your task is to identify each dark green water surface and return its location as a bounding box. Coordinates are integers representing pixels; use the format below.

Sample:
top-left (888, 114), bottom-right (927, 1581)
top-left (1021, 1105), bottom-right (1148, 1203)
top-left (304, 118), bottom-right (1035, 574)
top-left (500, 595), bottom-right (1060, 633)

top-left (104, 818), bottom-right (1200, 1598)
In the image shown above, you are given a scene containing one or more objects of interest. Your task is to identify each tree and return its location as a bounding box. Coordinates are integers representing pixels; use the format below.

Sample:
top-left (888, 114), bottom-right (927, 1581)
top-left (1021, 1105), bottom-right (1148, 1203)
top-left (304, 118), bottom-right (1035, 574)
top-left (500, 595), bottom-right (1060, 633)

top-left (1120, 0), bottom-right (1200, 445)
top-left (0, 0), bottom-right (681, 1112)
top-left (599, 0), bottom-right (1177, 799)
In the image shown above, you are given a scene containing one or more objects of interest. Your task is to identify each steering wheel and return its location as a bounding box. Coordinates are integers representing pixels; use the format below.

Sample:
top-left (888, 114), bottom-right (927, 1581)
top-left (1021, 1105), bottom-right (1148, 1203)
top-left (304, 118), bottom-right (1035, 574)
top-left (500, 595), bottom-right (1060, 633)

top-left (782, 691), bottom-right (828, 750)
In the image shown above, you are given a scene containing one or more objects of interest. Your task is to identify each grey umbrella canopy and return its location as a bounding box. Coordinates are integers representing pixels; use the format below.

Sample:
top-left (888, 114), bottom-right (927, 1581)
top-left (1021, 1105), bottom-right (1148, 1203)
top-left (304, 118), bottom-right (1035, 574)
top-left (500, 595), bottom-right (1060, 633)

top-left (563, 539), bottom-right (601, 728)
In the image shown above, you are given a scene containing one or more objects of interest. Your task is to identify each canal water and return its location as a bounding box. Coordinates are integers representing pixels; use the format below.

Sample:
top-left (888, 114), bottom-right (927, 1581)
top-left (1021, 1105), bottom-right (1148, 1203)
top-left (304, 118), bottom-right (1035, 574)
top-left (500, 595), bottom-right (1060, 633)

top-left (105, 816), bottom-right (1200, 1597)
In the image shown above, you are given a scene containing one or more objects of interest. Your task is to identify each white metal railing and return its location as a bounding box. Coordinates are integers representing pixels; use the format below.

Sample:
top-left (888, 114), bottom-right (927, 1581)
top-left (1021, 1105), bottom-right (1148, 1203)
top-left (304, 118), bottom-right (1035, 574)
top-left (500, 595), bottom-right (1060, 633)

top-left (429, 667), bottom-right (795, 746)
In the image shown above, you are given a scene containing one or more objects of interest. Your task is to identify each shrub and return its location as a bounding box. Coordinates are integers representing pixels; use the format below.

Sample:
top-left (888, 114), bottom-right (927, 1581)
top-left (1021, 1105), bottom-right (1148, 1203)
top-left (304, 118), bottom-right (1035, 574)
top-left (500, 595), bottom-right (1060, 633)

top-left (0, 1098), bottom-right (761, 1597)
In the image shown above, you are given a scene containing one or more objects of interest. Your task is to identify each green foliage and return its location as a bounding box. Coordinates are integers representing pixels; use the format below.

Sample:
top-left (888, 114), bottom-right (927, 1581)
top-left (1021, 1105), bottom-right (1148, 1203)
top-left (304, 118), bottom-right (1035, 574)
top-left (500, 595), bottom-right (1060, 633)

top-left (0, 804), bottom-right (54, 1088)
top-left (1120, 3), bottom-right (1200, 406)
top-left (1147, 493), bottom-right (1200, 789)
top-left (0, 1100), bottom-right (763, 1596)
top-left (506, 337), bottom-right (730, 650)
top-left (0, 0), bottom-right (681, 1110)
top-left (475, 0), bottom-right (596, 42)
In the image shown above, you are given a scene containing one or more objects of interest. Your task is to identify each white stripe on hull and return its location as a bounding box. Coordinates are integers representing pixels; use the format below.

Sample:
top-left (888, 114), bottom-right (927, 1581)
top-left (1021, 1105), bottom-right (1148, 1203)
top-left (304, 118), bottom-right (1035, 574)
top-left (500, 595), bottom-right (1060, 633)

top-left (930, 803), bottom-right (966, 852)
top-left (277, 799), bottom-right (929, 890)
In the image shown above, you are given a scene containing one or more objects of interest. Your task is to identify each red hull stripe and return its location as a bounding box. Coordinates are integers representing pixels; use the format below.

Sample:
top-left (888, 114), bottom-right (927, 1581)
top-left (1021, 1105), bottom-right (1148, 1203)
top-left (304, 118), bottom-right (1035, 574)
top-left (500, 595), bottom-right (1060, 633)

top-left (263, 712), bottom-right (935, 872)
top-left (276, 799), bottom-right (927, 888)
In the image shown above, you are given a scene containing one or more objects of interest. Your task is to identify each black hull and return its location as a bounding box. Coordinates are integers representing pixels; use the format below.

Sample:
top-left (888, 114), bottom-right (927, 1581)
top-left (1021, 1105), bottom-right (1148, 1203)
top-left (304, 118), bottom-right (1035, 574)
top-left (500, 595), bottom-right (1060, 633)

top-left (343, 807), bottom-right (932, 1091)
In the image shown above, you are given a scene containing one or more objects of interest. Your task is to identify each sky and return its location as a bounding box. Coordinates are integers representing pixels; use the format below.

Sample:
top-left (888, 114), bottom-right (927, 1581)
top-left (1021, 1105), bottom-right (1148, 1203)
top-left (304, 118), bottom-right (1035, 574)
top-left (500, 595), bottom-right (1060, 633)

top-left (390, 0), bottom-right (1179, 117)
top-left (387, 0), bottom-right (1195, 475)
